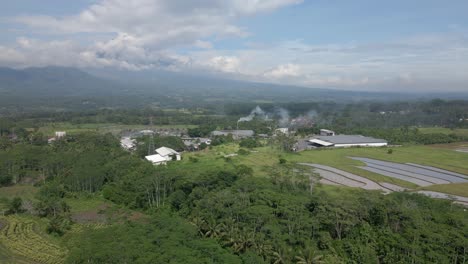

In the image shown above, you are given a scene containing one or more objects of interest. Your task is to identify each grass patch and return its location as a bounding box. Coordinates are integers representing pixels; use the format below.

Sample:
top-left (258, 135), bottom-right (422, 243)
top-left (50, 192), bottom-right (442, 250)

top-left (0, 185), bottom-right (38, 201)
top-left (64, 194), bottom-right (108, 213)
top-left (418, 127), bottom-right (468, 137)
top-left (420, 183), bottom-right (468, 197)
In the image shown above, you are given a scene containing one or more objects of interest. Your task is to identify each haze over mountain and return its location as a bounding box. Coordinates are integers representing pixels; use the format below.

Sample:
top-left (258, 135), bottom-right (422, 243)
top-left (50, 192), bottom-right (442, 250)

top-left (1, 67), bottom-right (467, 110)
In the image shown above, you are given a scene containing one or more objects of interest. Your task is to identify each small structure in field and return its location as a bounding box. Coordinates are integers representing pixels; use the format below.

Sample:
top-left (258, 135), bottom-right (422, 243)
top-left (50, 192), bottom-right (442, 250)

top-left (309, 135), bottom-right (387, 148)
top-left (48, 131), bottom-right (67, 144)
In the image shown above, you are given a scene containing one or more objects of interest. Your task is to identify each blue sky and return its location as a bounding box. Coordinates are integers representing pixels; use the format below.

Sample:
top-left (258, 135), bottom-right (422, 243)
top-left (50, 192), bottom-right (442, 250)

top-left (1, 0), bottom-right (468, 91)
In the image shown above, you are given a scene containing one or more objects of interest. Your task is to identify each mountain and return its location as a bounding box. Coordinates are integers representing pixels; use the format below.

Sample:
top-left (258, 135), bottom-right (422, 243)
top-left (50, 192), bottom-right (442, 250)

top-left (0, 66), bottom-right (124, 97)
top-left (1, 67), bottom-right (467, 111)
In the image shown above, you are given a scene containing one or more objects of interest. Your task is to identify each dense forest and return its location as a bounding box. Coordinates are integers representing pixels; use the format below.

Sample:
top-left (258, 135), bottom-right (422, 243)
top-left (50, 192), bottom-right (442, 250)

top-left (1, 129), bottom-right (466, 263)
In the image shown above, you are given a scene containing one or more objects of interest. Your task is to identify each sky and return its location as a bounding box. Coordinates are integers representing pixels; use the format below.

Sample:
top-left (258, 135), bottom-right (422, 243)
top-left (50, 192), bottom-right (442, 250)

top-left (1, 0), bottom-right (468, 91)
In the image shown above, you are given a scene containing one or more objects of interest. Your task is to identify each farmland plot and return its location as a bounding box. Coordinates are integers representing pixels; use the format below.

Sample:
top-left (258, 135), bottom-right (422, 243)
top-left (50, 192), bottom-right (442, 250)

top-left (351, 157), bottom-right (468, 186)
top-left (299, 163), bottom-right (392, 193)
top-left (0, 216), bottom-right (66, 264)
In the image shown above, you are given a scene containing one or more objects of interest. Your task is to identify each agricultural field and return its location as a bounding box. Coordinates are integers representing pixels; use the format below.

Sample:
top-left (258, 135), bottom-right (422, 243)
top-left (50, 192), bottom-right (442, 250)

top-left (0, 215), bottom-right (67, 264)
top-left (182, 143), bottom-right (468, 198)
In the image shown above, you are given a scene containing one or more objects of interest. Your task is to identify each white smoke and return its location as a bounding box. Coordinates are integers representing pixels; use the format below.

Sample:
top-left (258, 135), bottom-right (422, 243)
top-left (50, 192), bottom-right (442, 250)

top-left (238, 106), bottom-right (266, 122)
top-left (277, 107), bottom-right (290, 127)
top-left (307, 110), bottom-right (318, 119)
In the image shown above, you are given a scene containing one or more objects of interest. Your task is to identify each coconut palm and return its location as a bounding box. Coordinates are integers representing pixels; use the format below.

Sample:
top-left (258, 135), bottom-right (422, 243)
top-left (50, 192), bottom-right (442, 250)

top-left (295, 249), bottom-right (324, 264)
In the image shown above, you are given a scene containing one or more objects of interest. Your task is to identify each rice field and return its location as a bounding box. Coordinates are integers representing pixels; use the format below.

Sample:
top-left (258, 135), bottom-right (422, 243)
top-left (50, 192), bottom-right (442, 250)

top-left (0, 215), bottom-right (67, 264)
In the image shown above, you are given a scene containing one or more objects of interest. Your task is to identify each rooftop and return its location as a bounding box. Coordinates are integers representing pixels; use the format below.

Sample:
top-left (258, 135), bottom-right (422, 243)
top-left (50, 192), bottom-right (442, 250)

top-left (145, 154), bottom-right (167, 163)
top-left (212, 130), bottom-right (254, 136)
top-left (311, 135), bottom-right (387, 145)
top-left (156, 146), bottom-right (179, 157)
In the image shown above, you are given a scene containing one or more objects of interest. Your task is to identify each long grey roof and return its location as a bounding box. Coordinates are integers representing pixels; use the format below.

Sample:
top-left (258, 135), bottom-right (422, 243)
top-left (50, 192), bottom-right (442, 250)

top-left (212, 130), bottom-right (254, 136)
top-left (313, 135), bottom-right (387, 144)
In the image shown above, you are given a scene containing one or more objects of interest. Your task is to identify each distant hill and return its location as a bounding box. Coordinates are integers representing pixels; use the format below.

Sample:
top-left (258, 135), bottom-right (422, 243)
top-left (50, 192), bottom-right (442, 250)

top-left (0, 66), bottom-right (124, 97)
top-left (0, 67), bottom-right (467, 111)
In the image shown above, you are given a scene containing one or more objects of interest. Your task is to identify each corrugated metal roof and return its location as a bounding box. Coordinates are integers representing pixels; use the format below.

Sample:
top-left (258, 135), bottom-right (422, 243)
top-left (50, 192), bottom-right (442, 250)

top-left (156, 146), bottom-right (179, 157)
top-left (212, 130), bottom-right (254, 137)
top-left (312, 135), bottom-right (387, 145)
top-left (309, 138), bottom-right (334, 146)
top-left (145, 154), bottom-right (167, 163)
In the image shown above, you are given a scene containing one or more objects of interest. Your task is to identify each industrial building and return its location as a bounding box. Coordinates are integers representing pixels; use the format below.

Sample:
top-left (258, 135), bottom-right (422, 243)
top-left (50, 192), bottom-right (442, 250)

top-left (211, 130), bottom-right (254, 139)
top-left (309, 135), bottom-right (388, 148)
top-left (320, 129), bottom-right (336, 136)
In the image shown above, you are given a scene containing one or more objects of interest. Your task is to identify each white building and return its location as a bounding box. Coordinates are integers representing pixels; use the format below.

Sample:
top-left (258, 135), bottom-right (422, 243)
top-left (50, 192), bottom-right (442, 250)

top-left (275, 128), bottom-right (289, 135)
top-left (320, 129), bottom-right (336, 136)
top-left (145, 154), bottom-right (168, 166)
top-left (120, 137), bottom-right (136, 150)
top-left (156, 147), bottom-right (181, 161)
top-left (145, 146), bottom-right (181, 165)
top-left (55, 131), bottom-right (67, 138)
top-left (309, 135), bottom-right (388, 148)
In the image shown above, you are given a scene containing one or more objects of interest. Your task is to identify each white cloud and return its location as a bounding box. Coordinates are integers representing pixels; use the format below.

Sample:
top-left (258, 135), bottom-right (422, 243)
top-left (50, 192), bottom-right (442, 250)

top-left (194, 40), bottom-right (213, 49)
top-left (263, 63), bottom-right (301, 78)
top-left (207, 56), bottom-right (241, 72)
top-left (2, 0), bottom-right (468, 91)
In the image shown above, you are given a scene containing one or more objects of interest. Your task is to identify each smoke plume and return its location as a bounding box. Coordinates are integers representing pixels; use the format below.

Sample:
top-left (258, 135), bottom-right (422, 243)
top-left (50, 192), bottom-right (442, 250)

top-left (238, 106), bottom-right (266, 122)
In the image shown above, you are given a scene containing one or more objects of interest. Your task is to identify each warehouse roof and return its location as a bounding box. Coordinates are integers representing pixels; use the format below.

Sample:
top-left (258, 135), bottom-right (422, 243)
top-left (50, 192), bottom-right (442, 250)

top-left (156, 146), bottom-right (179, 157)
top-left (212, 130), bottom-right (254, 137)
top-left (310, 135), bottom-right (387, 145)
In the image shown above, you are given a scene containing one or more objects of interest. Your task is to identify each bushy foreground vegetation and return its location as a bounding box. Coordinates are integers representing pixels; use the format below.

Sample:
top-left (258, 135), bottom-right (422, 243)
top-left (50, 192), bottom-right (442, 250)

top-left (0, 127), bottom-right (467, 263)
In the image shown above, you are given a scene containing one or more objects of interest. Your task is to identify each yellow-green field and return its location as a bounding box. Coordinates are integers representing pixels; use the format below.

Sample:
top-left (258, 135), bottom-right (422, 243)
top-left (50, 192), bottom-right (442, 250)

top-left (0, 215), bottom-right (67, 264)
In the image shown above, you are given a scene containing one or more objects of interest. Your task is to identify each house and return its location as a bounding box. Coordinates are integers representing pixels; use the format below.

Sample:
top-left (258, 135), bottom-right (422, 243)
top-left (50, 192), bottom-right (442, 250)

top-left (156, 146), bottom-right (181, 161)
top-left (211, 130), bottom-right (254, 139)
top-left (275, 128), bottom-right (289, 135)
top-left (120, 137), bottom-right (136, 150)
top-left (182, 137), bottom-right (211, 150)
top-left (309, 135), bottom-right (388, 148)
top-left (145, 146), bottom-right (181, 165)
top-left (48, 131), bottom-right (67, 144)
top-left (55, 131), bottom-right (66, 138)
top-left (145, 154), bottom-right (168, 165)
top-left (320, 129), bottom-right (335, 136)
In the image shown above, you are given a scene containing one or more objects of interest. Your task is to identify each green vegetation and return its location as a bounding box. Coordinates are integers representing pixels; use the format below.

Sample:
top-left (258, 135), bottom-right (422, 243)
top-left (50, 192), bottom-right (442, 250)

top-left (1, 101), bottom-right (468, 263)
top-left (420, 183), bottom-right (468, 197)
top-left (419, 127), bottom-right (468, 137)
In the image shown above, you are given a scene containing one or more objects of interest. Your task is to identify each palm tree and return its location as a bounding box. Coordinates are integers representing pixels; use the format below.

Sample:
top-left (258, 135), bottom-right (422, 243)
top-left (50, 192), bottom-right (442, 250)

top-left (295, 249), bottom-right (324, 264)
top-left (271, 248), bottom-right (289, 264)
top-left (203, 218), bottom-right (224, 239)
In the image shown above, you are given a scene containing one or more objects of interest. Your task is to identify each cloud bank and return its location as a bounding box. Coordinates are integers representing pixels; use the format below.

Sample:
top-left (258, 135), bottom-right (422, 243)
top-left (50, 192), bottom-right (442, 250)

top-left (1, 0), bottom-right (468, 91)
